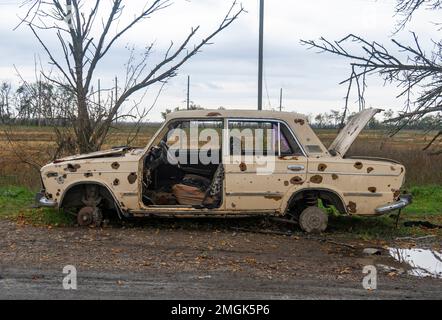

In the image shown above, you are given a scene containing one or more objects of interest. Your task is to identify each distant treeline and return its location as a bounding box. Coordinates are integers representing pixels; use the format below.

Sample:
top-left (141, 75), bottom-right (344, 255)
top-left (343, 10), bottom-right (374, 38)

top-left (1, 81), bottom-right (437, 130)
top-left (311, 109), bottom-right (438, 130)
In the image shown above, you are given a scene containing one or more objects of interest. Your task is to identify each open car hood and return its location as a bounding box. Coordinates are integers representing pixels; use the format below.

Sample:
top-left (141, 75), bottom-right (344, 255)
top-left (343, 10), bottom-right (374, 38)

top-left (329, 108), bottom-right (382, 157)
top-left (54, 147), bottom-right (132, 163)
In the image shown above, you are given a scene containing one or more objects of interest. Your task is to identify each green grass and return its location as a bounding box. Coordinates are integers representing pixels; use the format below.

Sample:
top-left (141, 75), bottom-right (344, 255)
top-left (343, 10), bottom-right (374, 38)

top-left (0, 185), bottom-right (440, 239)
top-left (404, 185), bottom-right (442, 215)
top-left (324, 185), bottom-right (442, 239)
top-left (0, 186), bottom-right (74, 226)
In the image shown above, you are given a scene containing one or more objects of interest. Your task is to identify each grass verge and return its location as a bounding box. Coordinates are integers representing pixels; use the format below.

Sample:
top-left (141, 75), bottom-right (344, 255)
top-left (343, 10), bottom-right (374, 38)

top-left (0, 185), bottom-right (440, 239)
top-left (328, 185), bottom-right (442, 239)
top-left (0, 186), bottom-right (74, 227)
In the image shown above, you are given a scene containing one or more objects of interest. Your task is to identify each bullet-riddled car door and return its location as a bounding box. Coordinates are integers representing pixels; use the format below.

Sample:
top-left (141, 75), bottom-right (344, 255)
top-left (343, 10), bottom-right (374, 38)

top-left (223, 119), bottom-right (307, 212)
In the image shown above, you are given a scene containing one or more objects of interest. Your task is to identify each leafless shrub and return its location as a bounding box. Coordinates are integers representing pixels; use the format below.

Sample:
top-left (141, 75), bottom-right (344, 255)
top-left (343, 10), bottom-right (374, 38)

top-left (302, 0), bottom-right (442, 154)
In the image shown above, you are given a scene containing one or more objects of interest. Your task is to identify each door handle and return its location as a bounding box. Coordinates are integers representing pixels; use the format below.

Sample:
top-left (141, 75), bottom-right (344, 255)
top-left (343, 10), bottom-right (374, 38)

top-left (288, 165), bottom-right (305, 172)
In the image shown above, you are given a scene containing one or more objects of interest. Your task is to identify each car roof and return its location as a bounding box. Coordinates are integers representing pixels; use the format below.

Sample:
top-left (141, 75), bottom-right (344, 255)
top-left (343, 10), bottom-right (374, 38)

top-left (165, 109), bottom-right (308, 122)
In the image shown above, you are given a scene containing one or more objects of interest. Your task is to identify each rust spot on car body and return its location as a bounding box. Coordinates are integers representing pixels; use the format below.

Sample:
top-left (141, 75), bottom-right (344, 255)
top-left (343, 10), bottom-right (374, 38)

top-left (318, 164), bottom-right (327, 172)
top-left (354, 162), bottom-right (363, 170)
top-left (128, 173), bottom-right (138, 184)
top-left (207, 112), bottom-right (222, 117)
top-left (294, 119), bottom-right (305, 126)
top-left (265, 195), bottom-right (283, 201)
top-left (239, 163), bottom-right (247, 172)
top-left (291, 176), bottom-right (304, 185)
top-left (112, 162), bottom-right (120, 170)
top-left (310, 175), bottom-right (323, 184)
top-left (279, 156), bottom-right (299, 161)
top-left (284, 181), bottom-right (290, 187)
top-left (347, 201), bottom-right (357, 213)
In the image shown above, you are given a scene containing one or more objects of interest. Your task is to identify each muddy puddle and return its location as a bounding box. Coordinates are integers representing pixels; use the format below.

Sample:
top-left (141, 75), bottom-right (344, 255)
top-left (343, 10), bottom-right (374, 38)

top-left (388, 248), bottom-right (442, 279)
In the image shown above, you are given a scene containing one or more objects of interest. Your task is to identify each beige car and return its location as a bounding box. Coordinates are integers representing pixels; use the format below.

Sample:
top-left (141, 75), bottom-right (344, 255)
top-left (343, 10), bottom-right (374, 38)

top-left (37, 109), bottom-right (411, 233)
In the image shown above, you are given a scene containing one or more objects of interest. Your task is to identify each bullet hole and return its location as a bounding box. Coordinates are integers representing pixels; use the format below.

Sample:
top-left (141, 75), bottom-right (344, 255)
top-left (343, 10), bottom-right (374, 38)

top-left (113, 179), bottom-right (120, 186)
top-left (367, 167), bottom-right (374, 173)
top-left (354, 162), bottom-right (363, 170)
top-left (392, 189), bottom-right (401, 199)
top-left (291, 176), bottom-right (304, 185)
top-left (65, 164), bottom-right (81, 173)
top-left (391, 166), bottom-right (396, 171)
top-left (332, 174), bottom-right (339, 180)
top-left (347, 201), bottom-right (357, 214)
top-left (368, 187), bottom-right (377, 193)
top-left (84, 172), bottom-right (93, 178)
top-left (112, 162), bottom-right (120, 170)
top-left (128, 173), bottom-right (138, 184)
top-left (294, 119), bottom-right (305, 126)
top-left (46, 172), bottom-right (58, 178)
top-left (232, 203), bottom-right (236, 208)
top-left (310, 175), bottom-right (323, 184)
top-left (318, 164), bottom-right (327, 172)
top-left (239, 163), bottom-right (247, 172)
top-left (284, 181), bottom-right (290, 187)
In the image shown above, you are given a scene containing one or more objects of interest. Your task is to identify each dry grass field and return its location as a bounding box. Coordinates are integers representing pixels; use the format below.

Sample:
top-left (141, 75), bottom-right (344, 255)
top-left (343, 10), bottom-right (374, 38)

top-left (0, 125), bottom-right (440, 189)
top-left (319, 129), bottom-right (442, 187)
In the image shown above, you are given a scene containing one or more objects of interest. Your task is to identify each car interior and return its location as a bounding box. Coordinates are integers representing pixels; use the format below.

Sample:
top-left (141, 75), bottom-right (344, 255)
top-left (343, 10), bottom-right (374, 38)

top-left (141, 120), bottom-right (224, 209)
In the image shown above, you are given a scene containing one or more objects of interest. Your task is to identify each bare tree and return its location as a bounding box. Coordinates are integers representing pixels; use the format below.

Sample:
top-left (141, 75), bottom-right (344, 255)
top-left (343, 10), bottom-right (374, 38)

top-left (0, 82), bottom-right (12, 123)
top-left (19, 0), bottom-right (244, 153)
top-left (301, 0), bottom-right (442, 154)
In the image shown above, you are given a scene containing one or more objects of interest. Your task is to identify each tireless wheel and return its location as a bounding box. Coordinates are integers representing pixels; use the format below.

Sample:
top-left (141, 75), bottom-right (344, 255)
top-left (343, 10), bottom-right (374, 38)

top-left (299, 206), bottom-right (328, 233)
top-left (77, 207), bottom-right (94, 226)
top-left (77, 207), bottom-right (103, 227)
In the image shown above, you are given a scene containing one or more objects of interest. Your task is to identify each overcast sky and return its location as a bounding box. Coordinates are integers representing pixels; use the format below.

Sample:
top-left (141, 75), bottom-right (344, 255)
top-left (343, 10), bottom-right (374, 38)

top-left (0, 0), bottom-right (439, 121)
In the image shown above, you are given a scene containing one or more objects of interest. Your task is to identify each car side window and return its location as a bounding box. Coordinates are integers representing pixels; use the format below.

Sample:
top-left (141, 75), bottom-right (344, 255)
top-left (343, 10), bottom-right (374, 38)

top-left (229, 121), bottom-right (277, 156)
top-left (280, 123), bottom-right (304, 156)
top-left (228, 120), bottom-right (303, 156)
top-left (164, 120), bottom-right (223, 150)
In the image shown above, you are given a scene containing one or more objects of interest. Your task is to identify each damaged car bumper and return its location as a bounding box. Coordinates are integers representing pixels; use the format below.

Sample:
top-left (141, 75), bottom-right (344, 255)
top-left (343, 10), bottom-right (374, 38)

top-left (375, 195), bottom-right (412, 214)
top-left (36, 192), bottom-right (57, 208)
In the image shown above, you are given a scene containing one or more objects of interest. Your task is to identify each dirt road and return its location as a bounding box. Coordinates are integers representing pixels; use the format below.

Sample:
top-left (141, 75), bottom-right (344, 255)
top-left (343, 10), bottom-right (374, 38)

top-left (0, 218), bottom-right (441, 300)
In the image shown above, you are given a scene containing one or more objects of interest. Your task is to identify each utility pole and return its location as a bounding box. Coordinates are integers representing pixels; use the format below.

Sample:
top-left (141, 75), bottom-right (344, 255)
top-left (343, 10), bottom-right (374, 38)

top-left (258, 0), bottom-right (264, 111)
top-left (115, 76), bottom-right (118, 124)
top-left (187, 75), bottom-right (190, 110)
top-left (279, 88), bottom-right (283, 112)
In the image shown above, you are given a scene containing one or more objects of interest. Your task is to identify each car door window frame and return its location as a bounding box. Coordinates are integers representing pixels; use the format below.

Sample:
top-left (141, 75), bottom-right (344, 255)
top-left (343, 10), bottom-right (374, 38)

top-left (226, 118), bottom-right (306, 157)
